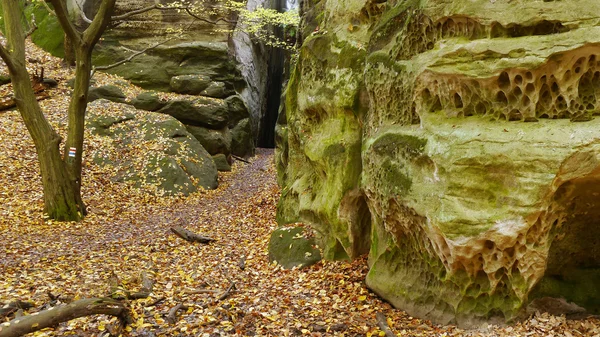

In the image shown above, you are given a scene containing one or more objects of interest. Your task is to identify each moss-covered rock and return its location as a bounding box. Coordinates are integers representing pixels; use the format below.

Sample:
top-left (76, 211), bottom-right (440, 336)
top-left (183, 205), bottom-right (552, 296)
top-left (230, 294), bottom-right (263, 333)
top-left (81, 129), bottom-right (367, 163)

top-left (0, 2), bottom-right (64, 57)
top-left (268, 225), bottom-right (322, 269)
top-left (158, 98), bottom-right (229, 129)
top-left (212, 154), bottom-right (232, 172)
top-left (186, 125), bottom-right (232, 156)
top-left (277, 0), bottom-right (600, 327)
top-left (230, 118), bottom-right (255, 158)
top-left (132, 92), bottom-right (167, 112)
top-left (170, 75), bottom-right (212, 95)
top-left (225, 95), bottom-right (250, 128)
top-left (88, 85), bottom-right (127, 104)
top-left (87, 100), bottom-right (217, 195)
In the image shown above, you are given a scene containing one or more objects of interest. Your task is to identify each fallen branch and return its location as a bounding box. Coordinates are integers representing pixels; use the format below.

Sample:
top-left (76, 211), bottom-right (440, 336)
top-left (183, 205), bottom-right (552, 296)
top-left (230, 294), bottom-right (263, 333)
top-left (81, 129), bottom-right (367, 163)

top-left (171, 226), bottom-right (214, 244)
top-left (376, 312), bottom-right (397, 337)
top-left (0, 301), bottom-right (34, 319)
top-left (0, 298), bottom-right (130, 337)
top-left (232, 155), bottom-right (250, 164)
top-left (129, 271), bottom-right (155, 299)
top-left (185, 288), bottom-right (221, 295)
top-left (218, 282), bottom-right (236, 301)
top-left (166, 303), bottom-right (188, 324)
top-left (144, 297), bottom-right (165, 308)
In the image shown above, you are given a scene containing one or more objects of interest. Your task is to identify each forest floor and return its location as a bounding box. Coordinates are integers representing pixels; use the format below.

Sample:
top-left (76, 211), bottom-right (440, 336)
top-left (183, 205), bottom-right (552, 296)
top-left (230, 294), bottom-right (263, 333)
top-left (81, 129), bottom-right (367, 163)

top-left (2, 41), bottom-right (600, 337)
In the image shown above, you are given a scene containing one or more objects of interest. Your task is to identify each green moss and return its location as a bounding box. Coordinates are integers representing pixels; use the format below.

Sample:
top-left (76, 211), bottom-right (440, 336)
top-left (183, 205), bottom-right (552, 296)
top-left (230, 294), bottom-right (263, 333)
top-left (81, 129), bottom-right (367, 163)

top-left (28, 4), bottom-right (64, 57)
top-left (380, 159), bottom-right (412, 196)
top-left (372, 133), bottom-right (426, 156)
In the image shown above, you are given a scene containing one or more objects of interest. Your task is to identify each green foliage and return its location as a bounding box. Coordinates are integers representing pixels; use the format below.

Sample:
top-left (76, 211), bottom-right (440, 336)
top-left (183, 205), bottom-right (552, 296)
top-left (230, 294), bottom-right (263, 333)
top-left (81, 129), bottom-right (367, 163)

top-left (162, 0), bottom-right (300, 51)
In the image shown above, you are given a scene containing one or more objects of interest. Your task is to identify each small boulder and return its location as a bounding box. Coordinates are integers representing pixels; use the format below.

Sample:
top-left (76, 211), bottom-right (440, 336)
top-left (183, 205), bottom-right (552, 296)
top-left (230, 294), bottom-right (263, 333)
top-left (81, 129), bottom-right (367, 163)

top-left (88, 85), bottom-right (127, 103)
top-left (186, 125), bottom-right (232, 156)
top-left (67, 77), bottom-right (96, 88)
top-left (212, 154), bottom-right (232, 172)
top-left (200, 81), bottom-right (235, 98)
top-left (132, 92), bottom-right (166, 111)
top-left (170, 75), bottom-right (212, 95)
top-left (268, 226), bottom-right (322, 269)
top-left (231, 118), bottom-right (255, 158)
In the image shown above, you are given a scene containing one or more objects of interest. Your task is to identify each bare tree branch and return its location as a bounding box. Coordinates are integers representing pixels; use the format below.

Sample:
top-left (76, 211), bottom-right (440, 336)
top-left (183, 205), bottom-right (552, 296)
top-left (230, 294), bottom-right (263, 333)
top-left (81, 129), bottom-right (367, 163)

top-left (0, 44), bottom-right (18, 75)
top-left (83, 0), bottom-right (117, 46)
top-left (181, 7), bottom-right (236, 25)
top-left (111, 4), bottom-right (158, 21)
top-left (25, 14), bottom-right (38, 38)
top-left (48, 0), bottom-right (80, 44)
top-left (40, 0), bottom-right (56, 16)
top-left (91, 38), bottom-right (174, 77)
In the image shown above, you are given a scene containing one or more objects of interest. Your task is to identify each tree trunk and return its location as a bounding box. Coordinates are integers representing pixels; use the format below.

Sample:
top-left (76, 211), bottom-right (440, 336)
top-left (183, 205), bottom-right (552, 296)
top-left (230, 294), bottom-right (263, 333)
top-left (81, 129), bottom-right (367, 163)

top-left (62, 46), bottom-right (93, 215)
top-left (63, 33), bottom-right (76, 66)
top-left (0, 0), bottom-right (84, 221)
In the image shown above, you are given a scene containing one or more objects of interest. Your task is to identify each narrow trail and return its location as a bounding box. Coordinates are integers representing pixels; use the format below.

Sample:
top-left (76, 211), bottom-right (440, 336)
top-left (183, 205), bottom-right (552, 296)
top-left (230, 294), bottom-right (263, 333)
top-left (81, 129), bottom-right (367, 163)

top-left (2, 43), bottom-right (600, 337)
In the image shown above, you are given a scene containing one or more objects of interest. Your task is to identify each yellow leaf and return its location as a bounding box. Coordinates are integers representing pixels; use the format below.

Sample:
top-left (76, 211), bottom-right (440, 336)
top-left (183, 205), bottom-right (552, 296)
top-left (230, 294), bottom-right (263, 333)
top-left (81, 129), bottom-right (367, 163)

top-left (358, 295), bottom-right (367, 301)
top-left (98, 322), bottom-right (106, 331)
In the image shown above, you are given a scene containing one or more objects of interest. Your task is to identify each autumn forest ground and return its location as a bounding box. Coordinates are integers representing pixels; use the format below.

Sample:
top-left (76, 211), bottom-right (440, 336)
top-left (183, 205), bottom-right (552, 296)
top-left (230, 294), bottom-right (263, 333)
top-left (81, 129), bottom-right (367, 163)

top-left (1, 41), bottom-right (600, 337)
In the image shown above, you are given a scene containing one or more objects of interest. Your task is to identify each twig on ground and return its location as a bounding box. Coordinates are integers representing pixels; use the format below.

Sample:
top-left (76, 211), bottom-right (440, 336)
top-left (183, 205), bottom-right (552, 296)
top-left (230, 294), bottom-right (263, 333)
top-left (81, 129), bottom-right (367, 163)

top-left (144, 297), bottom-right (166, 308)
top-left (166, 303), bottom-right (188, 324)
top-left (232, 155), bottom-right (250, 164)
top-left (376, 312), bottom-right (397, 337)
top-left (171, 226), bottom-right (214, 244)
top-left (218, 282), bottom-right (236, 301)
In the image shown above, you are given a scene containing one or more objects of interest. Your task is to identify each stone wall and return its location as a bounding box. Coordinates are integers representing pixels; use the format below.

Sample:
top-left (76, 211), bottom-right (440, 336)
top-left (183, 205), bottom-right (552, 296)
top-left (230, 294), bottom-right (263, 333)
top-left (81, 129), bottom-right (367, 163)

top-left (277, 0), bottom-right (600, 326)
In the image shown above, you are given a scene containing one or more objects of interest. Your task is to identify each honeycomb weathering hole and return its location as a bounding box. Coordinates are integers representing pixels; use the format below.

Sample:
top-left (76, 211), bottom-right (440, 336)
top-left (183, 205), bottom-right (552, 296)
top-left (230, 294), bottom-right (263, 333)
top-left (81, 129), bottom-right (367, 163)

top-left (418, 51), bottom-right (600, 121)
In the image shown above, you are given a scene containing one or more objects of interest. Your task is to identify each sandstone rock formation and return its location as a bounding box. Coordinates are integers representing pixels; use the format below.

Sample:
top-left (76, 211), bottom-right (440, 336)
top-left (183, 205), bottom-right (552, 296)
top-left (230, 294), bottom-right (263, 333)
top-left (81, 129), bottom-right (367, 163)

top-left (88, 0), bottom-right (259, 156)
top-left (87, 99), bottom-right (218, 195)
top-left (277, 0), bottom-right (600, 326)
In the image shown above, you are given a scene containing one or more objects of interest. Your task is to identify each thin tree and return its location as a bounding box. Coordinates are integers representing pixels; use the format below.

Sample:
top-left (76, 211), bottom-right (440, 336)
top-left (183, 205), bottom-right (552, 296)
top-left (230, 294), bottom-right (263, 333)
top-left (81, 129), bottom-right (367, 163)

top-left (0, 0), bottom-right (116, 221)
top-left (0, 0), bottom-right (297, 221)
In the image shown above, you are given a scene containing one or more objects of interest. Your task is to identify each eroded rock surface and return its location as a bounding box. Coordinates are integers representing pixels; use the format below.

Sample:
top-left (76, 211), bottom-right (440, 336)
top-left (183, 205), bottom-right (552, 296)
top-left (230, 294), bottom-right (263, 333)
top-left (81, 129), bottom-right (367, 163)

top-left (277, 0), bottom-right (600, 326)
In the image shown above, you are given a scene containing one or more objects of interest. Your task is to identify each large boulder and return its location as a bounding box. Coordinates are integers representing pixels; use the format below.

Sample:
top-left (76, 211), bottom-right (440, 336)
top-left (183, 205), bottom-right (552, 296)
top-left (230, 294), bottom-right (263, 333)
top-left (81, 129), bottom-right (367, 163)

top-left (88, 85), bottom-right (127, 104)
top-left (225, 95), bottom-right (250, 127)
top-left (131, 92), bottom-right (167, 112)
top-left (90, 0), bottom-right (243, 92)
top-left (186, 125), bottom-right (232, 156)
top-left (170, 75), bottom-right (212, 95)
top-left (231, 118), bottom-right (255, 158)
top-left (158, 97), bottom-right (229, 128)
top-left (87, 100), bottom-right (218, 195)
top-left (277, 0), bottom-right (600, 327)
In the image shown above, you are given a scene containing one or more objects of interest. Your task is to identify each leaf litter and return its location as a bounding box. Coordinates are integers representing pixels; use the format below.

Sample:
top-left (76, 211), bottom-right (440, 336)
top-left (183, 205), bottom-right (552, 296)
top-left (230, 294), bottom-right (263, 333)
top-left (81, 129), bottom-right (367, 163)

top-left (1, 40), bottom-right (599, 337)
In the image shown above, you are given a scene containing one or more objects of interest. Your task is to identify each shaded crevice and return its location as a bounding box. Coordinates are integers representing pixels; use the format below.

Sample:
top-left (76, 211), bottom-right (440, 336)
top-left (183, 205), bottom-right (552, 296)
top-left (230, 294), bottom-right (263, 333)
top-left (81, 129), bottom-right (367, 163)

top-left (530, 175), bottom-right (600, 314)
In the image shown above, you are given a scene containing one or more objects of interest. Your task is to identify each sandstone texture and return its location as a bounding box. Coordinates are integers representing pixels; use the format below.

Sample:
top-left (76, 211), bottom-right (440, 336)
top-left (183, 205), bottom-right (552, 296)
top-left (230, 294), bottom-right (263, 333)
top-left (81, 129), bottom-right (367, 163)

top-left (277, 0), bottom-right (600, 326)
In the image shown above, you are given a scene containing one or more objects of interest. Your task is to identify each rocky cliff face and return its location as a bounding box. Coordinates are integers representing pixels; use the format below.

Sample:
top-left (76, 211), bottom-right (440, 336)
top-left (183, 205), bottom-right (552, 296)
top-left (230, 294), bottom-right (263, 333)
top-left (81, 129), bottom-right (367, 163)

top-left (277, 0), bottom-right (600, 326)
top-left (90, 0), bottom-right (263, 158)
